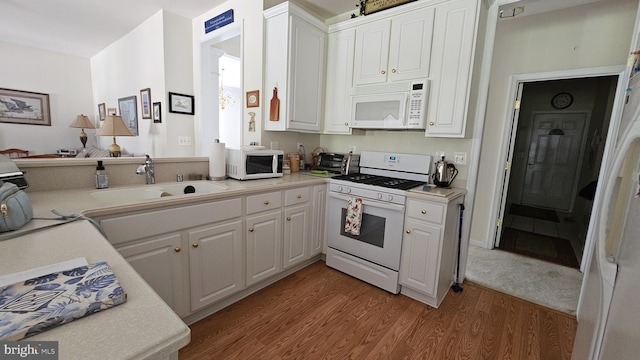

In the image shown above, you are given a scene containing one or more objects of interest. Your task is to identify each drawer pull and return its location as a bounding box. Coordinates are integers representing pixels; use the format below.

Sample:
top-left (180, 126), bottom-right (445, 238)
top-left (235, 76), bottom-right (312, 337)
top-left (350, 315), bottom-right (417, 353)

top-left (249, 228), bottom-right (254, 232)
top-left (264, 200), bottom-right (270, 205)
top-left (406, 230), bottom-right (411, 234)
top-left (429, 122), bottom-right (435, 126)
top-left (421, 210), bottom-right (427, 214)
top-left (174, 247), bottom-right (181, 253)
top-left (192, 243), bottom-right (199, 248)
top-left (381, 70), bottom-right (386, 75)
top-left (392, 69), bottom-right (397, 73)
top-left (287, 217), bottom-right (292, 221)
top-left (297, 194), bottom-right (302, 199)
top-left (345, 122), bottom-right (349, 126)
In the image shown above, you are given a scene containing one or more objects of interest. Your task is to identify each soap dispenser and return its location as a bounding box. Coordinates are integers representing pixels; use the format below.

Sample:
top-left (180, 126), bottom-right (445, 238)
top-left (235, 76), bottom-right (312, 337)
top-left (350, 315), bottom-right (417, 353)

top-left (95, 160), bottom-right (109, 189)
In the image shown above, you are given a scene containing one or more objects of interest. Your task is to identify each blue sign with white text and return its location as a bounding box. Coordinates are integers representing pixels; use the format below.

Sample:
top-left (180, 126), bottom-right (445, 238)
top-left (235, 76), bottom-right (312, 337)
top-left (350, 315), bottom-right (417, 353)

top-left (205, 9), bottom-right (234, 34)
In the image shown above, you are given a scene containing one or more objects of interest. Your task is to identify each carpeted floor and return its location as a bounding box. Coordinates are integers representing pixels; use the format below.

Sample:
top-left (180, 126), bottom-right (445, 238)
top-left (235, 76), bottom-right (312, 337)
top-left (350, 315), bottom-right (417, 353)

top-left (509, 203), bottom-right (559, 222)
top-left (464, 245), bottom-right (582, 315)
top-left (498, 227), bottom-right (580, 268)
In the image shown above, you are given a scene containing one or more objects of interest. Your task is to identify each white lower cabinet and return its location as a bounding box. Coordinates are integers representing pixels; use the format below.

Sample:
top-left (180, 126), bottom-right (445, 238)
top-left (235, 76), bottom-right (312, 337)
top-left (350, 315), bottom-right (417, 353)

top-left (101, 182), bottom-right (326, 320)
top-left (116, 233), bottom-right (187, 317)
top-left (188, 220), bottom-right (243, 312)
top-left (399, 196), bottom-right (464, 307)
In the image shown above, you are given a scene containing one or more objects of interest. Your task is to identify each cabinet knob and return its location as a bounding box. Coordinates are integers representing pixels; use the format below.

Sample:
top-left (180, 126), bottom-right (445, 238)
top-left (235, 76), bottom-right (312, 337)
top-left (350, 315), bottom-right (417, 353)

top-left (249, 228), bottom-right (254, 232)
top-left (264, 200), bottom-right (270, 205)
top-left (174, 247), bottom-right (181, 253)
top-left (287, 217), bottom-right (292, 221)
top-left (392, 69), bottom-right (397, 73)
top-left (406, 230), bottom-right (411, 234)
top-left (429, 122), bottom-right (435, 126)
top-left (192, 243), bottom-right (199, 248)
top-left (297, 194), bottom-right (302, 199)
top-left (345, 122), bottom-right (349, 126)
top-left (381, 70), bottom-right (386, 75)
top-left (421, 209), bottom-right (427, 214)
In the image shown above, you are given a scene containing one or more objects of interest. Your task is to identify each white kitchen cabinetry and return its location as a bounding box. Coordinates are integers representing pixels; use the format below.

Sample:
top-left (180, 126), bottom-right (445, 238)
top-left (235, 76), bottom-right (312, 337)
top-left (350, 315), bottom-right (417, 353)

top-left (263, 2), bottom-right (326, 133)
top-left (426, 0), bottom-right (478, 137)
top-left (283, 187), bottom-right (310, 268)
top-left (323, 29), bottom-right (356, 134)
top-left (246, 191), bottom-right (282, 286)
top-left (310, 184), bottom-right (327, 256)
top-left (353, 7), bottom-right (434, 86)
top-left (188, 220), bottom-right (243, 312)
top-left (116, 233), bottom-right (187, 318)
top-left (400, 195), bottom-right (464, 307)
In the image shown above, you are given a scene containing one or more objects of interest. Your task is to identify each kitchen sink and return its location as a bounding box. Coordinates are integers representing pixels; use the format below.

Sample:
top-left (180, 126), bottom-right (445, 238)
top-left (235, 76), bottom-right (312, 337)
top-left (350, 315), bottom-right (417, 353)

top-left (90, 181), bottom-right (227, 205)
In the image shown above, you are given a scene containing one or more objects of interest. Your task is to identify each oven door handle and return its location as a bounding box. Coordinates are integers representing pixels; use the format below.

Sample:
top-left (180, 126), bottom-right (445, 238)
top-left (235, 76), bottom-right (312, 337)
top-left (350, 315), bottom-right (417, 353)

top-left (328, 192), bottom-right (405, 213)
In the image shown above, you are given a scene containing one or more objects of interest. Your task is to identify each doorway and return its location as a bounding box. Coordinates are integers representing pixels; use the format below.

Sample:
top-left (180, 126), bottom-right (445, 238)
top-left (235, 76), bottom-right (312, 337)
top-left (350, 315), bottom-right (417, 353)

top-left (495, 76), bottom-right (618, 268)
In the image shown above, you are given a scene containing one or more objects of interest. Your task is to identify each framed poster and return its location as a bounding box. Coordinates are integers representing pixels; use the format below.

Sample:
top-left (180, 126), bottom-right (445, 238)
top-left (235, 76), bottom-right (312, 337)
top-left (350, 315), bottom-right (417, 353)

top-left (118, 96), bottom-right (139, 136)
top-left (140, 88), bottom-right (152, 119)
top-left (246, 90), bottom-right (259, 108)
top-left (168, 92), bottom-right (194, 115)
top-left (153, 102), bottom-right (161, 123)
top-left (0, 88), bottom-right (51, 126)
top-left (362, 0), bottom-right (416, 15)
top-left (98, 103), bottom-right (106, 121)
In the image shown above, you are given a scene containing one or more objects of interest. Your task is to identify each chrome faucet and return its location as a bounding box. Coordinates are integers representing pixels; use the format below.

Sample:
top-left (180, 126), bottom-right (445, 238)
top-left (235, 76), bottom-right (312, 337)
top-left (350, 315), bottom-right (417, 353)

top-left (136, 155), bottom-right (155, 184)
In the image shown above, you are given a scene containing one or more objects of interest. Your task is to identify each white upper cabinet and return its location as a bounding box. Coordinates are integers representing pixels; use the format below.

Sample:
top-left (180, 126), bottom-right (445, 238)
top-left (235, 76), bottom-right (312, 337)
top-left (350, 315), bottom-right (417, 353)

top-left (426, 0), bottom-right (478, 138)
top-left (264, 2), bottom-right (326, 133)
top-left (323, 29), bottom-right (356, 134)
top-left (353, 7), bottom-right (435, 86)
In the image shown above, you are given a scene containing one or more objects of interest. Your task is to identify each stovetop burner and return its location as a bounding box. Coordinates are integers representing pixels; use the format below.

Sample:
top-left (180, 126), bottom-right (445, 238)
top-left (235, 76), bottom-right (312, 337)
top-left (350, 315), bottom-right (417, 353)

top-left (332, 174), bottom-right (426, 191)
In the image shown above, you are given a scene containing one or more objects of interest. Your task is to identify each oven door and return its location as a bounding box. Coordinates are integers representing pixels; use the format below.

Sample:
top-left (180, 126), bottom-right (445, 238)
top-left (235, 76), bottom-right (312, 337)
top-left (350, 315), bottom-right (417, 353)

top-left (327, 191), bottom-right (405, 271)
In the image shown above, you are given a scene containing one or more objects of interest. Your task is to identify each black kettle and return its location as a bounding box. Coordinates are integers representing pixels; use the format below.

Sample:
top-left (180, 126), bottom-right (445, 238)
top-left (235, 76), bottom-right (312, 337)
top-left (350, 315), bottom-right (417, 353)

top-left (433, 156), bottom-right (458, 187)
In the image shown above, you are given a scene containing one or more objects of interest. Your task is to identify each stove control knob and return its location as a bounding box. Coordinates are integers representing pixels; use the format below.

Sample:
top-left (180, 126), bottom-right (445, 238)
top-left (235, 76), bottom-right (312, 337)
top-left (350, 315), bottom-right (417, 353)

top-left (387, 194), bottom-right (393, 201)
top-left (337, 186), bottom-right (343, 192)
top-left (377, 193), bottom-right (383, 200)
top-left (345, 187), bottom-right (351, 194)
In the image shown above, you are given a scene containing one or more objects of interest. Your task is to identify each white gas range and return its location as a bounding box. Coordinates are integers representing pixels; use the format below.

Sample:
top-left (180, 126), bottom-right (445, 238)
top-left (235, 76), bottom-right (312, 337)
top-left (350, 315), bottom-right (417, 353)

top-left (326, 151), bottom-right (432, 293)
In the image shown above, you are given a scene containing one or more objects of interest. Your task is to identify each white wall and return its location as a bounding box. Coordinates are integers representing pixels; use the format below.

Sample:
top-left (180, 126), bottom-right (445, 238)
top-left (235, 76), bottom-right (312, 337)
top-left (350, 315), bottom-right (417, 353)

top-left (470, 0), bottom-right (637, 248)
top-left (0, 42), bottom-right (95, 154)
top-left (91, 10), bottom-right (193, 157)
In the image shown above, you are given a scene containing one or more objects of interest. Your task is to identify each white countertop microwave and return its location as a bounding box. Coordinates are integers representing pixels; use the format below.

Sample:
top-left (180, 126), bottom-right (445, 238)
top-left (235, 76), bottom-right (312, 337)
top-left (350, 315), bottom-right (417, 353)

top-left (351, 79), bottom-right (429, 129)
top-left (226, 147), bottom-right (284, 180)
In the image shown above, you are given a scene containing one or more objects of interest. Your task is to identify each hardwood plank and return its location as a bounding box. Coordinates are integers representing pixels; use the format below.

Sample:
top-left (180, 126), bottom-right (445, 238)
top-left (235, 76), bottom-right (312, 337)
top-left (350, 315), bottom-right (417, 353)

top-left (179, 262), bottom-right (578, 360)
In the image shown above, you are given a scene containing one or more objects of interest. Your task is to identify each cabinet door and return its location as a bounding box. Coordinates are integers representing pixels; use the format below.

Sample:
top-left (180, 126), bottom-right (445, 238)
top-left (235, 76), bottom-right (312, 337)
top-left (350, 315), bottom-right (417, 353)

top-left (310, 184), bottom-right (326, 256)
top-left (353, 19), bottom-right (391, 86)
top-left (264, 11), bottom-right (289, 132)
top-left (288, 16), bottom-right (325, 132)
top-left (188, 220), bottom-right (243, 312)
top-left (324, 29), bottom-right (355, 134)
top-left (426, 0), bottom-right (478, 137)
top-left (399, 218), bottom-right (442, 296)
top-left (388, 7), bottom-right (435, 82)
top-left (117, 233), bottom-right (186, 317)
top-left (283, 204), bottom-right (309, 269)
top-left (246, 210), bottom-right (282, 286)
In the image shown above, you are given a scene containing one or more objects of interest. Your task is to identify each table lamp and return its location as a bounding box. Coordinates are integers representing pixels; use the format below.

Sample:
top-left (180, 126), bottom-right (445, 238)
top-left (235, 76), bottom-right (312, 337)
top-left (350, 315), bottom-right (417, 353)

top-left (95, 115), bottom-right (135, 157)
top-left (69, 114), bottom-right (95, 148)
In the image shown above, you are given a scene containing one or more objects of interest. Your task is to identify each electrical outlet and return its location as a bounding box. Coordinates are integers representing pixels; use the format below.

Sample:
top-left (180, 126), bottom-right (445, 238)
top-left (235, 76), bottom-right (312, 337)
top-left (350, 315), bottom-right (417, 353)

top-left (297, 142), bottom-right (303, 149)
top-left (178, 136), bottom-right (192, 146)
top-left (435, 151), bottom-right (445, 159)
top-left (348, 145), bottom-right (356, 153)
top-left (453, 152), bottom-right (467, 165)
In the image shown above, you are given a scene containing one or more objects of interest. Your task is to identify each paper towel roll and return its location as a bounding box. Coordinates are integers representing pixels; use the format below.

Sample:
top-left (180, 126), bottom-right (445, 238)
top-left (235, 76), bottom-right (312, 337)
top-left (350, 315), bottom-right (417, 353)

top-left (209, 140), bottom-right (226, 180)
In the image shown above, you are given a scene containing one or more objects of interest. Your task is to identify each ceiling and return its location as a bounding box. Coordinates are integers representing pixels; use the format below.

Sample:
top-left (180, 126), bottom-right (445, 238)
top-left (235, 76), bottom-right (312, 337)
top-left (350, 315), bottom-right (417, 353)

top-left (0, 0), bottom-right (608, 59)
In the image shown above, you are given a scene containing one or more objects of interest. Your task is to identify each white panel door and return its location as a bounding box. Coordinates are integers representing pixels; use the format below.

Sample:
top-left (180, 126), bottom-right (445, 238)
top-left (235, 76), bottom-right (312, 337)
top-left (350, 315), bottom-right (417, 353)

top-left (246, 210), bottom-right (282, 286)
top-left (399, 219), bottom-right (442, 296)
top-left (324, 29), bottom-right (355, 134)
top-left (353, 19), bottom-right (391, 86)
top-left (388, 7), bottom-right (435, 82)
top-left (283, 204), bottom-right (309, 269)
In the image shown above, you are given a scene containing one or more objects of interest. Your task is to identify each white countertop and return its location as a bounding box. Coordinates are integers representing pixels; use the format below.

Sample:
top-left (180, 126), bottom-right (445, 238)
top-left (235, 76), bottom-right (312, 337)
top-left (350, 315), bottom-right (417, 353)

top-left (0, 220), bottom-right (190, 359)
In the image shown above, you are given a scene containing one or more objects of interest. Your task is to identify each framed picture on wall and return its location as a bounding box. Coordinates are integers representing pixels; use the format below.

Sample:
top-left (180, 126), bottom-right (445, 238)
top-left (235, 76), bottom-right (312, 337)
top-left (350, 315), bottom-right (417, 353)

top-left (0, 88), bottom-right (51, 126)
top-left (140, 88), bottom-right (151, 119)
top-left (118, 96), bottom-right (139, 136)
top-left (153, 102), bottom-right (161, 123)
top-left (168, 92), bottom-right (194, 115)
top-left (98, 103), bottom-right (106, 121)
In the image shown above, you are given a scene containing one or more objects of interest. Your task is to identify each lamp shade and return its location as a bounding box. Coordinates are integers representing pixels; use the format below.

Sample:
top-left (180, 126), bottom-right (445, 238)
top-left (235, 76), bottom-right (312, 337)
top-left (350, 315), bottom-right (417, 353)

top-left (96, 115), bottom-right (135, 137)
top-left (69, 114), bottom-right (95, 129)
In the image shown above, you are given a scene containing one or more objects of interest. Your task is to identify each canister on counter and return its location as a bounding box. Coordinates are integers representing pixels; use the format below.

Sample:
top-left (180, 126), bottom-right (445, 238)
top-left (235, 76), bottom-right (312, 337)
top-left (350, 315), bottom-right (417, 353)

top-left (288, 153), bottom-right (300, 172)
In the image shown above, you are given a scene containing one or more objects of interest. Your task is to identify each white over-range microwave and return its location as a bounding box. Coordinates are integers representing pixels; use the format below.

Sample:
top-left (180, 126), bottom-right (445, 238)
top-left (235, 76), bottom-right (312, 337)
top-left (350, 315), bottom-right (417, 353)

top-left (351, 79), bottom-right (429, 129)
top-left (226, 147), bottom-right (284, 180)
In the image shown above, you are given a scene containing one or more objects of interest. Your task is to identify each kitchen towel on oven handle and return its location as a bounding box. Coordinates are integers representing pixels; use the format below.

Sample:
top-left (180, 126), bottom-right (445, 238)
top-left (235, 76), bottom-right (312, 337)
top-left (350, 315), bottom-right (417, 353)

top-left (345, 196), bottom-right (363, 235)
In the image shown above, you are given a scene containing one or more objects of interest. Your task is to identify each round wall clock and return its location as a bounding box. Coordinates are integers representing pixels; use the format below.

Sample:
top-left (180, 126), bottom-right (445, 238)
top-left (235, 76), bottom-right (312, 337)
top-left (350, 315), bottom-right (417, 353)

top-left (551, 92), bottom-right (573, 109)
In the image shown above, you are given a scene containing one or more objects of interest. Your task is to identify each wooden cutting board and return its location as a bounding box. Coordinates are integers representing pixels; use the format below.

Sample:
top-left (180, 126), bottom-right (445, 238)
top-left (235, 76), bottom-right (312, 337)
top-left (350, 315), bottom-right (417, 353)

top-left (269, 87), bottom-right (279, 121)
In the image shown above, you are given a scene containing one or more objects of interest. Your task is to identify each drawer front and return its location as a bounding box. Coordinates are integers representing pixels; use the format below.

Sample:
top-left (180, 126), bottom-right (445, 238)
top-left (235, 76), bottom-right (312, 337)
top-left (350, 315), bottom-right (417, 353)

top-left (406, 199), bottom-right (444, 225)
top-left (246, 191), bottom-right (282, 215)
top-left (284, 186), bottom-right (310, 206)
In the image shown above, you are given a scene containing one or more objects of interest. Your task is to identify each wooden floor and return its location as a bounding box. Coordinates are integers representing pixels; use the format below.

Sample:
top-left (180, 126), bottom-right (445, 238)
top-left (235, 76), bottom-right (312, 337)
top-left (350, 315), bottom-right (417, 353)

top-left (180, 261), bottom-right (577, 359)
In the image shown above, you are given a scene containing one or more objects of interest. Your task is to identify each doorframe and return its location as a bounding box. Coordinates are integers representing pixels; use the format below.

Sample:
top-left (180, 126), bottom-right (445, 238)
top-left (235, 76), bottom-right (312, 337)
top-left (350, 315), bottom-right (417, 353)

top-left (487, 66), bottom-right (627, 273)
